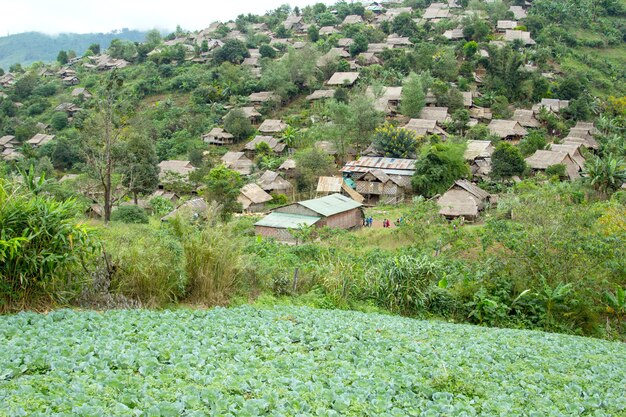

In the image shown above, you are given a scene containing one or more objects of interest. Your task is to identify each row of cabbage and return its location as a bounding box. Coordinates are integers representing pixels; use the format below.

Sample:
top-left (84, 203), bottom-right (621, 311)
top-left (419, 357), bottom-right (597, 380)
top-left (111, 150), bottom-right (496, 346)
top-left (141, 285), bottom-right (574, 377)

top-left (1, 307), bottom-right (625, 416)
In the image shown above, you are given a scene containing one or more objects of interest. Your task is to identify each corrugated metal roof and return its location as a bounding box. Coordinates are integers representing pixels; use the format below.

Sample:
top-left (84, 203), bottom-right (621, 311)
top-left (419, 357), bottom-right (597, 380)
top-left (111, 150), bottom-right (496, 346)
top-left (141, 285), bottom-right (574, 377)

top-left (255, 212), bottom-right (320, 229)
top-left (341, 157), bottom-right (416, 176)
top-left (298, 193), bottom-right (362, 217)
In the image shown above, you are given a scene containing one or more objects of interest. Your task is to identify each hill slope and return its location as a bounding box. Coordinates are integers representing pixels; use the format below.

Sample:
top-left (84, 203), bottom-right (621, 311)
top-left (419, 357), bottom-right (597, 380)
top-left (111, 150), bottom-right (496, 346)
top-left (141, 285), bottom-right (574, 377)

top-left (1, 307), bottom-right (625, 415)
top-left (0, 30), bottom-right (148, 70)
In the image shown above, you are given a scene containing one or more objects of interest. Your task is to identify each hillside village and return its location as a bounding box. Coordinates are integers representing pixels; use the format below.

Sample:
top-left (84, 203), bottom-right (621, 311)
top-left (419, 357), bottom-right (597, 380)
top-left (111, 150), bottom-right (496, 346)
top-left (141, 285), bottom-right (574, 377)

top-left (1, 0), bottom-right (626, 339)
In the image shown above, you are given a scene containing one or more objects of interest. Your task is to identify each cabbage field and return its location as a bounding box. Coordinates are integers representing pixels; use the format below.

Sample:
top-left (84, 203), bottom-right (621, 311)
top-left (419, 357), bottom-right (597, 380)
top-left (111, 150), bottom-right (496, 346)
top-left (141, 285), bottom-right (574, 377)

top-left (1, 307), bottom-right (625, 416)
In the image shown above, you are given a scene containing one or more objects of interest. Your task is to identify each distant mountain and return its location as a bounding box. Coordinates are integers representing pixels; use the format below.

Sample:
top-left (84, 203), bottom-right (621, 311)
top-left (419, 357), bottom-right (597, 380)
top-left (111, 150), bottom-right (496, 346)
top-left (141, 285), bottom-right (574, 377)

top-left (0, 29), bottom-right (149, 70)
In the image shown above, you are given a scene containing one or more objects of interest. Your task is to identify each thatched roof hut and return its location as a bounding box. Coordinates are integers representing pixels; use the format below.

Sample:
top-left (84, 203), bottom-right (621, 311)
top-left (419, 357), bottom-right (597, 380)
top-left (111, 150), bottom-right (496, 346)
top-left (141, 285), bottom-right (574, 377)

top-left (512, 109), bottom-right (540, 128)
top-left (488, 120), bottom-right (528, 139)
top-left (238, 183), bottom-right (272, 212)
top-left (438, 180), bottom-right (492, 220)
top-left (525, 150), bottom-right (580, 180)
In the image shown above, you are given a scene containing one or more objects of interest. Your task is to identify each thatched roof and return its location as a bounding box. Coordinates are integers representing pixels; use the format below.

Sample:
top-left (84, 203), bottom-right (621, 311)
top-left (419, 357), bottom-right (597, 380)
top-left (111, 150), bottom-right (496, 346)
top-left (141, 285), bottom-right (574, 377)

top-left (509, 5), bottom-right (527, 19)
top-left (366, 86), bottom-right (403, 101)
top-left (525, 150), bottom-right (581, 179)
top-left (26, 133), bottom-right (55, 147)
top-left (443, 28), bottom-right (464, 40)
top-left (245, 136), bottom-right (286, 153)
top-left (367, 43), bottom-right (389, 53)
top-left (283, 14), bottom-right (303, 30)
top-left (258, 170), bottom-right (292, 193)
top-left (319, 26), bottom-right (339, 35)
top-left (238, 107), bottom-right (262, 119)
top-left (404, 118), bottom-right (447, 137)
top-left (464, 140), bottom-right (494, 161)
top-left (306, 89), bottom-right (336, 100)
top-left (341, 157), bottom-right (416, 177)
top-left (550, 143), bottom-right (585, 169)
top-left (438, 180), bottom-right (491, 219)
top-left (161, 198), bottom-right (208, 222)
top-left (423, 5), bottom-right (450, 19)
top-left (419, 107), bottom-right (450, 123)
top-left (533, 98), bottom-right (569, 113)
top-left (386, 34), bottom-right (413, 46)
top-left (488, 120), bottom-right (528, 138)
top-left (512, 109), bottom-right (540, 128)
top-left (497, 20), bottom-right (518, 30)
top-left (158, 160), bottom-right (195, 178)
top-left (573, 121), bottom-right (599, 135)
top-left (221, 152), bottom-right (254, 175)
top-left (258, 119), bottom-right (287, 133)
top-left (342, 15), bottom-right (363, 25)
top-left (504, 30), bottom-right (535, 45)
top-left (202, 127), bottom-right (234, 145)
top-left (248, 91), bottom-right (280, 103)
top-left (563, 136), bottom-right (599, 151)
top-left (327, 72), bottom-right (360, 86)
top-left (278, 158), bottom-right (296, 171)
top-left (238, 183), bottom-right (272, 209)
top-left (469, 106), bottom-right (492, 120)
top-left (337, 38), bottom-right (354, 47)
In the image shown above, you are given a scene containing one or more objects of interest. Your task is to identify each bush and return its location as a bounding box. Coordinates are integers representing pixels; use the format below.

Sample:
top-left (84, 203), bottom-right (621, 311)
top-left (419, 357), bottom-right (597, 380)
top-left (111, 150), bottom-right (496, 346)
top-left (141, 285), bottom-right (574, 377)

top-left (545, 163), bottom-right (566, 179)
top-left (373, 124), bottom-right (420, 158)
top-left (100, 224), bottom-right (186, 307)
top-left (110, 205), bottom-right (149, 224)
top-left (0, 179), bottom-right (96, 309)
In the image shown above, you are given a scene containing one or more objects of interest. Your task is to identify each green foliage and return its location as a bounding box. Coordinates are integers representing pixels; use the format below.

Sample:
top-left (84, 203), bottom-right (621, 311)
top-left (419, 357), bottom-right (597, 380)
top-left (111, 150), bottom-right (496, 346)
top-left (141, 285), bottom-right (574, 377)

top-left (99, 224), bottom-right (186, 306)
top-left (519, 129), bottom-right (548, 157)
top-left (0, 179), bottom-right (95, 309)
top-left (110, 205), bottom-right (149, 224)
top-left (259, 44), bottom-right (276, 59)
top-left (545, 163), bottom-right (567, 179)
top-left (1, 307), bottom-right (625, 415)
top-left (171, 217), bottom-right (245, 304)
top-left (373, 124), bottom-right (420, 158)
top-left (204, 166), bottom-right (244, 220)
top-left (412, 142), bottom-right (470, 197)
top-left (462, 41), bottom-right (478, 58)
top-left (349, 33), bottom-right (368, 57)
top-left (223, 109), bottom-right (255, 141)
top-left (491, 142), bottom-right (526, 179)
top-left (400, 72), bottom-right (426, 118)
top-left (307, 25), bottom-right (320, 42)
top-left (149, 196), bottom-right (175, 217)
top-left (50, 112), bottom-right (68, 131)
top-left (293, 147), bottom-right (335, 192)
top-left (584, 154), bottom-right (626, 194)
top-left (56, 50), bottom-right (68, 65)
top-left (213, 40), bottom-right (250, 64)
top-left (392, 13), bottom-right (418, 38)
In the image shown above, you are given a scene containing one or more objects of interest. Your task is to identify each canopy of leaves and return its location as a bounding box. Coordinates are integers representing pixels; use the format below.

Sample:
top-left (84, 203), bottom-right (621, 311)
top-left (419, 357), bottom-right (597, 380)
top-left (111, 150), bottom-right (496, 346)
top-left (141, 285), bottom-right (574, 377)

top-left (412, 142), bottom-right (469, 197)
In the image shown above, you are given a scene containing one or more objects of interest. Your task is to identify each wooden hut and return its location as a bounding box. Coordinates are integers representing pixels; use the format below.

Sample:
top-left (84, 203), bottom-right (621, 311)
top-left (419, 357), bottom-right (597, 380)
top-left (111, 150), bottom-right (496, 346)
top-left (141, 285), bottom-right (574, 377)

top-left (438, 180), bottom-right (492, 220)
top-left (238, 183), bottom-right (273, 212)
top-left (525, 150), bottom-right (580, 180)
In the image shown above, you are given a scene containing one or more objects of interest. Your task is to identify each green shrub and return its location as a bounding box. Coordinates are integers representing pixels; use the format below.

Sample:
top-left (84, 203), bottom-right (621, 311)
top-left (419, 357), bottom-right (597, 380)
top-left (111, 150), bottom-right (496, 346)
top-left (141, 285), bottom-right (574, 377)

top-left (0, 179), bottom-right (96, 309)
top-left (110, 205), bottom-right (149, 224)
top-left (100, 224), bottom-right (186, 307)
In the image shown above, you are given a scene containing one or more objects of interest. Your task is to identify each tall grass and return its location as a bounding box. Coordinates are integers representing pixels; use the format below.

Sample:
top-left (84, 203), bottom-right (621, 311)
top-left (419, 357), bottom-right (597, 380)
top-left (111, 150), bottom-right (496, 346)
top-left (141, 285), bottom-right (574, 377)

top-left (98, 223), bottom-right (186, 307)
top-left (169, 204), bottom-right (247, 305)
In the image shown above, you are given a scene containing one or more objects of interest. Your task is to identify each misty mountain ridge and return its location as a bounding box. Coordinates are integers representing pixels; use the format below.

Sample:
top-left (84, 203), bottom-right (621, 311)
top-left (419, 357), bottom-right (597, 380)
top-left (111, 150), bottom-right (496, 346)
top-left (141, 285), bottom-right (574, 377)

top-left (0, 29), bottom-right (149, 70)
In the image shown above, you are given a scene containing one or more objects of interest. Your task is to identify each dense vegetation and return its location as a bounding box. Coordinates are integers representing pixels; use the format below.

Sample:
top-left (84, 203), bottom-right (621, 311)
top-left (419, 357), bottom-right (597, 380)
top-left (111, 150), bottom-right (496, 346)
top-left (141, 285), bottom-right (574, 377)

top-left (0, 30), bottom-right (148, 70)
top-left (1, 307), bottom-right (625, 415)
top-left (0, 0), bottom-right (625, 345)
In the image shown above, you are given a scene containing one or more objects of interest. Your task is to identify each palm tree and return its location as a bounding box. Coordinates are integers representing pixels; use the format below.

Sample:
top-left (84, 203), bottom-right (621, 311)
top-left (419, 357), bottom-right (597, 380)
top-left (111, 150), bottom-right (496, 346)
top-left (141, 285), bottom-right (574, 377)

top-left (584, 154), bottom-right (626, 196)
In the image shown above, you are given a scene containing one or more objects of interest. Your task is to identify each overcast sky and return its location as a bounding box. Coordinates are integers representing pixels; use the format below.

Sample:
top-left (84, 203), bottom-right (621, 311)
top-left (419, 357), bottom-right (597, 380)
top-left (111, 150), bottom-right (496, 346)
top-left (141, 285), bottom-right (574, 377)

top-left (1, 1), bottom-right (329, 35)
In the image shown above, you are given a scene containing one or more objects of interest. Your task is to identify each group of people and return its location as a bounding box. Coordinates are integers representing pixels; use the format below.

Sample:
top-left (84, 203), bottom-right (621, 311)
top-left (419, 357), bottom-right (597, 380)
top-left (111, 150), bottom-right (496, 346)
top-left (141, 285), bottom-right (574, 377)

top-left (362, 217), bottom-right (404, 228)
